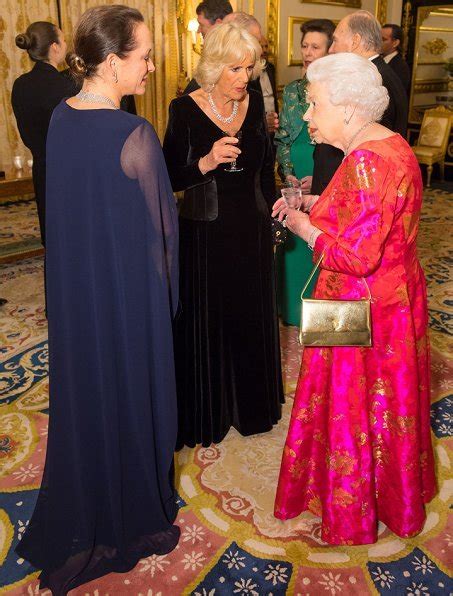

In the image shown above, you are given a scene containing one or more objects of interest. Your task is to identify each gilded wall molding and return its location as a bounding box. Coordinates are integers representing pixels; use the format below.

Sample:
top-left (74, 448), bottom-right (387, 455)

top-left (375, 0), bottom-right (388, 25)
top-left (267, 0), bottom-right (279, 63)
top-left (401, 1), bottom-right (412, 61)
top-left (300, 0), bottom-right (361, 6)
top-left (413, 79), bottom-right (449, 93)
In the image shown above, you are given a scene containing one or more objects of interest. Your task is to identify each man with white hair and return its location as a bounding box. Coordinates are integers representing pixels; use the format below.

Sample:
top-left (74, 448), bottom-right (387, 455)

top-left (309, 10), bottom-right (408, 195)
top-left (223, 11), bottom-right (262, 40)
top-left (330, 10), bottom-right (407, 136)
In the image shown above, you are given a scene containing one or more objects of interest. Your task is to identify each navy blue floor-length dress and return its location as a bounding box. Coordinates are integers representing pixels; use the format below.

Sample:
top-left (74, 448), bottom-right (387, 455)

top-left (16, 101), bottom-right (180, 594)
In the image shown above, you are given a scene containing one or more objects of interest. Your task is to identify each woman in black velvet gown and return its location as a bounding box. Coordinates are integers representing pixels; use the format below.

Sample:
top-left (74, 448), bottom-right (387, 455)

top-left (163, 22), bottom-right (284, 449)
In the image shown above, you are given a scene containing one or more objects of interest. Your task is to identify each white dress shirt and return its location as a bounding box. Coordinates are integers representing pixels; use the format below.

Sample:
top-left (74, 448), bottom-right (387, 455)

top-left (259, 67), bottom-right (276, 114)
top-left (383, 51), bottom-right (398, 64)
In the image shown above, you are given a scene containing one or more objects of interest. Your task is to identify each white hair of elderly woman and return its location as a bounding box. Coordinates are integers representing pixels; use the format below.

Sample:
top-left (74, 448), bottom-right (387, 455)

top-left (307, 52), bottom-right (389, 122)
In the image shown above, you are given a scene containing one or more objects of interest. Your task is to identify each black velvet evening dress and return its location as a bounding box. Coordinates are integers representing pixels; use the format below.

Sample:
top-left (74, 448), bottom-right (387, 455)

top-left (16, 102), bottom-right (180, 594)
top-left (163, 90), bottom-right (284, 449)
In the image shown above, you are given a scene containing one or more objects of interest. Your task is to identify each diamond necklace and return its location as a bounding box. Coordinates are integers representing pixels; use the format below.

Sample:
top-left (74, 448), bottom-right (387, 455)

top-left (344, 121), bottom-right (373, 157)
top-left (207, 92), bottom-right (239, 124)
top-left (75, 90), bottom-right (120, 110)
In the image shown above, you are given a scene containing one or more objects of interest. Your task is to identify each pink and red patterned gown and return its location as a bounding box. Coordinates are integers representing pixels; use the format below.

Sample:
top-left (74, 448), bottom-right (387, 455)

top-left (274, 135), bottom-right (437, 545)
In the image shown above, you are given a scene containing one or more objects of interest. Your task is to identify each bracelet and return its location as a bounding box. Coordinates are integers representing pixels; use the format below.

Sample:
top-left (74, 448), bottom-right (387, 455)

top-left (307, 228), bottom-right (318, 251)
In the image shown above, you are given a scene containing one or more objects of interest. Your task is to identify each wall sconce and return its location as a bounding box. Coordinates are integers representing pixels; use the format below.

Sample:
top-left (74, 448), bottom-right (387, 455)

top-left (187, 18), bottom-right (202, 55)
top-left (187, 18), bottom-right (199, 44)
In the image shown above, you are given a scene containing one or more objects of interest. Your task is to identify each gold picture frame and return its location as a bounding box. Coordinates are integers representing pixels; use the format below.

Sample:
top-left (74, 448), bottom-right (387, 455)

top-left (288, 16), bottom-right (339, 67)
top-left (300, 0), bottom-right (361, 6)
top-left (408, 5), bottom-right (453, 123)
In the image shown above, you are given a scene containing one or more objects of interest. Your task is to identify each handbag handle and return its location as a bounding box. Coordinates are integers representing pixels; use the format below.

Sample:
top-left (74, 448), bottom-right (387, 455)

top-left (301, 253), bottom-right (372, 300)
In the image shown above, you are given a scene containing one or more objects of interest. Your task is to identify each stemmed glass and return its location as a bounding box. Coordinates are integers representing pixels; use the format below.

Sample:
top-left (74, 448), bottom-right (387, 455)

top-left (223, 130), bottom-right (243, 173)
top-left (281, 187), bottom-right (302, 209)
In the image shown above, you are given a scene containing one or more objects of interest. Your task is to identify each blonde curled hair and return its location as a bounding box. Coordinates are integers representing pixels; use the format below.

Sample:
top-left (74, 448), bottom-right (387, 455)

top-left (195, 22), bottom-right (264, 90)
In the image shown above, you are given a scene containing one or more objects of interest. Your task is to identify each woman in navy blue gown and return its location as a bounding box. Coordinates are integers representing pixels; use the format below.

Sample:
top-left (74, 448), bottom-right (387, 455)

top-left (16, 6), bottom-right (180, 594)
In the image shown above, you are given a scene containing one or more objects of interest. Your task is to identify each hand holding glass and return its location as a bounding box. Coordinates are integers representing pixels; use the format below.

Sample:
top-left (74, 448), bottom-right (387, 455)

top-left (281, 187), bottom-right (302, 209)
top-left (286, 175), bottom-right (301, 188)
top-left (223, 130), bottom-right (243, 173)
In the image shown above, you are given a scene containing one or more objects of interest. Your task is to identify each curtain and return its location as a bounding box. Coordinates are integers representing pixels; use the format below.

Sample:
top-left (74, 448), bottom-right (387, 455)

top-left (0, 0), bottom-right (181, 170)
top-left (0, 0), bottom-right (58, 169)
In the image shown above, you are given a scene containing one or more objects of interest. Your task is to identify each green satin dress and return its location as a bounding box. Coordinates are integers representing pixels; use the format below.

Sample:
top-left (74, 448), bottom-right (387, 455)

top-left (275, 78), bottom-right (318, 326)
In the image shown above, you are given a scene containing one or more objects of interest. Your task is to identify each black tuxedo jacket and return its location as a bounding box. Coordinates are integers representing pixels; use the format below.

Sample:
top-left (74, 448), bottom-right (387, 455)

top-left (387, 53), bottom-right (411, 96)
top-left (371, 56), bottom-right (408, 137)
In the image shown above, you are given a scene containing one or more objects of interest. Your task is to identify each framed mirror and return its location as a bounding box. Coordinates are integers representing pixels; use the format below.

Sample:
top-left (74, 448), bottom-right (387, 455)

top-left (408, 5), bottom-right (453, 123)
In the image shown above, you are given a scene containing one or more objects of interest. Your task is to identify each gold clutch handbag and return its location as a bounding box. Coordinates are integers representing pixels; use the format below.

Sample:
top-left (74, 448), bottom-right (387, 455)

top-left (299, 254), bottom-right (372, 347)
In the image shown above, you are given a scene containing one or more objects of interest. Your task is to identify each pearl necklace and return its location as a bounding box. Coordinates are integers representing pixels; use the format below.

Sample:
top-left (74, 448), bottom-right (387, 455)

top-left (76, 90), bottom-right (120, 110)
top-left (208, 92), bottom-right (239, 124)
top-left (344, 121), bottom-right (373, 157)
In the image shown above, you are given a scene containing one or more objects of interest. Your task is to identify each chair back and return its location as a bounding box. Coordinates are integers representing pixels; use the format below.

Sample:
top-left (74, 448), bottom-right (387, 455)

top-left (417, 106), bottom-right (452, 154)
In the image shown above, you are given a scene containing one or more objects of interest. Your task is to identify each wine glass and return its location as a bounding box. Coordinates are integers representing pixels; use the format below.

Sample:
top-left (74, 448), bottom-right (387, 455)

top-left (223, 130), bottom-right (243, 173)
top-left (281, 187), bottom-right (302, 209)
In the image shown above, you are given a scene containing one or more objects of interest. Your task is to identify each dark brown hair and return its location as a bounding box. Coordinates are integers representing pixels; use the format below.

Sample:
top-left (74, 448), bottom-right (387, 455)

top-left (66, 5), bottom-right (144, 80)
top-left (196, 1), bottom-right (233, 24)
top-left (383, 23), bottom-right (403, 52)
top-left (300, 19), bottom-right (335, 49)
top-left (15, 21), bottom-right (59, 62)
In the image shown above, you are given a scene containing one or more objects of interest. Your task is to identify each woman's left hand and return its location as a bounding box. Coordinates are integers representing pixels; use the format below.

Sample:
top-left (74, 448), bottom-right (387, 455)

top-left (272, 197), bottom-right (289, 220)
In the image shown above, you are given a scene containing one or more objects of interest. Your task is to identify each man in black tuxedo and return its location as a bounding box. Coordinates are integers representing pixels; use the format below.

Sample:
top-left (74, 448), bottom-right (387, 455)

top-left (182, 0), bottom-right (233, 95)
top-left (381, 24), bottom-right (411, 95)
top-left (309, 10), bottom-right (408, 195)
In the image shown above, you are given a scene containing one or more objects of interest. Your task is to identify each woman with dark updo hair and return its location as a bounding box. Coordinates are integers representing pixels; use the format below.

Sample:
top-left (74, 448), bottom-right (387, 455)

top-left (12, 21), bottom-right (75, 247)
top-left (15, 5), bottom-right (180, 593)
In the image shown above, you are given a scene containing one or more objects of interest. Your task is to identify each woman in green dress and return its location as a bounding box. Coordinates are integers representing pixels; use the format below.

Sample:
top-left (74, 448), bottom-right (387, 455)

top-left (275, 19), bottom-right (335, 326)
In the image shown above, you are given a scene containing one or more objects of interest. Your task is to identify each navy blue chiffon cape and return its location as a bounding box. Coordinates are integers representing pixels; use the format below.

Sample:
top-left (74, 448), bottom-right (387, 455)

top-left (16, 101), bottom-right (180, 594)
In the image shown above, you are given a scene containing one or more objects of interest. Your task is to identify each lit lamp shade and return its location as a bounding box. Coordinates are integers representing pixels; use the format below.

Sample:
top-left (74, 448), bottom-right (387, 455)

top-left (187, 18), bottom-right (198, 44)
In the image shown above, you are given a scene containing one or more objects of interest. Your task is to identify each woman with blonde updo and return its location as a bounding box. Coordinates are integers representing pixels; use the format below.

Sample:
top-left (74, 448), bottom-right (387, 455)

top-left (12, 21), bottom-right (74, 246)
top-left (164, 22), bottom-right (284, 449)
top-left (16, 5), bottom-right (180, 593)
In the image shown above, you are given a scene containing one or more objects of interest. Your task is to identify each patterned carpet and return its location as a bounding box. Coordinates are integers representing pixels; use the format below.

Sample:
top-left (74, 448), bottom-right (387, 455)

top-left (0, 199), bottom-right (43, 263)
top-left (0, 188), bottom-right (451, 595)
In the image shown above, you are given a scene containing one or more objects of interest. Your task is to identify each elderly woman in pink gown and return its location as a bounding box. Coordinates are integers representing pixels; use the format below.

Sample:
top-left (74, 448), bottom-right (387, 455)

top-left (272, 53), bottom-right (436, 545)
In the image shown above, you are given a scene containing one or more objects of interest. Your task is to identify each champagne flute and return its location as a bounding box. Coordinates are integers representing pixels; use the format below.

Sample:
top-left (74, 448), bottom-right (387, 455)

top-left (223, 130), bottom-right (243, 173)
